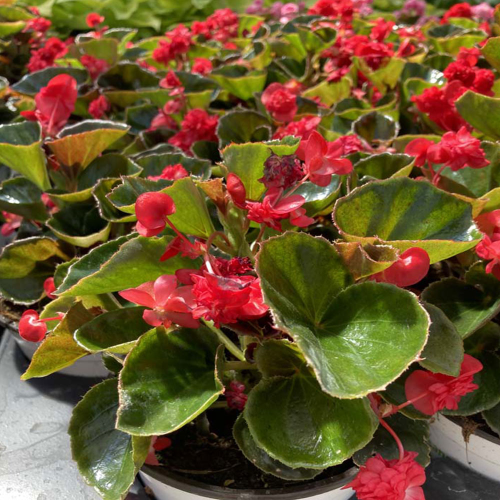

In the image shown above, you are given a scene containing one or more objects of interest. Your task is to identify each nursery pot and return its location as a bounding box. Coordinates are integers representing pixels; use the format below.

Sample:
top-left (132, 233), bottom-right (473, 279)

top-left (7, 326), bottom-right (109, 378)
top-left (430, 414), bottom-right (500, 482)
top-left (139, 467), bottom-right (356, 500)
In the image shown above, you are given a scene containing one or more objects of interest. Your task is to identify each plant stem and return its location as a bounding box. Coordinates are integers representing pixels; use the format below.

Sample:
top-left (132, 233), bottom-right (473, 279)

top-left (202, 319), bottom-right (246, 362)
top-left (224, 361), bottom-right (258, 371)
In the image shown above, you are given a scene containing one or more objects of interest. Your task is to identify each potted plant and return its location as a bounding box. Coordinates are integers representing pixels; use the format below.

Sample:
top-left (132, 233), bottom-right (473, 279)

top-left (1, 0), bottom-right (500, 498)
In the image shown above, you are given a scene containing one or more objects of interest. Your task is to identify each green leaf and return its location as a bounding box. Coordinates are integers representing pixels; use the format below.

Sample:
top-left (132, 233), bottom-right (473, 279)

top-left (233, 415), bottom-right (323, 480)
top-left (0, 177), bottom-right (48, 221)
top-left (48, 120), bottom-right (130, 169)
top-left (354, 413), bottom-right (431, 467)
top-left (333, 177), bottom-right (482, 263)
top-left (0, 237), bottom-right (69, 304)
top-left (455, 91), bottom-right (500, 140)
top-left (294, 176), bottom-right (342, 216)
top-left (69, 378), bottom-right (150, 500)
top-left (93, 178), bottom-right (136, 223)
top-left (0, 20), bottom-right (26, 36)
top-left (481, 37), bottom-right (500, 72)
top-left (76, 38), bottom-right (119, 65)
top-left (483, 401), bottom-right (500, 437)
top-left (443, 352), bottom-right (500, 416)
top-left (57, 235), bottom-right (199, 297)
top-left (464, 322), bottom-right (500, 356)
top-left (217, 109), bottom-right (272, 148)
top-left (353, 112), bottom-right (399, 144)
top-left (0, 122), bottom-right (49, 190)
top-left (12, 67), bottom-right (89, 95)
top-left (420, 303), bottom-right (464, 376)
top-left (301, 77), bottom-right (351, 106)
top-left (222, 137), bottom-right (300, 200)
top-left (354, 57), bottom-right (405, 94)
top-left (135, 152), bottom-right (211, 180)
top-left (256, 233), bottom-right (429, 398)
top-left (245, 374), bottom-right (377, 468)
top-left (355, 153), bottom-right (415, 180)
top-left (210, 66), bottom-right (266, 100)
top-left (21, 302), bottom-right (93, 380)
top-left (46, 204), bottom-right (111, 248)
top-left (97, 62), bottom-right (160, 90)
top-left (75, 306), bottom-right (150, 354)
top-left (422, 263), bottom-right (500, 339)
top-left (117, 327), bottom-right (223, 435)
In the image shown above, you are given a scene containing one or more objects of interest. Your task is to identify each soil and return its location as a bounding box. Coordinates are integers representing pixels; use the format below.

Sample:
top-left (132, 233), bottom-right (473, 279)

top-left (0, 298), bottom-right (25, 327)
top-left (450, 415), bottom-right (500, 442)
top-left (156, 408), bottom-right (352, 491)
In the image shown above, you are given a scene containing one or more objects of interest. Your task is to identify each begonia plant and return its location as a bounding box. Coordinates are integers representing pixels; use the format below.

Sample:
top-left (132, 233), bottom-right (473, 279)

top-left (0, 1), bottom-right (499, 500)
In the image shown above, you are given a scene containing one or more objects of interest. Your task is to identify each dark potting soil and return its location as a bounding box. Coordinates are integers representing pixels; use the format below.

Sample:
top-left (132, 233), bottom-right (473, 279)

top-left (156, 408), bottom-right (352, 490)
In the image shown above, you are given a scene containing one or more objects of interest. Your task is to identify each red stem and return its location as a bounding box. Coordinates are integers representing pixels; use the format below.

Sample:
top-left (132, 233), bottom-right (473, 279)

top-left (379, 417), bottom-right (405, 463)
top-left (164, 216), bottom-right (197, 250)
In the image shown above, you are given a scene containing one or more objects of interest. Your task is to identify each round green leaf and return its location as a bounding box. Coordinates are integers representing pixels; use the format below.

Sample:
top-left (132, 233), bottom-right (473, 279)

top-left (455, 90), bottom-right (500, 140)
top-left (217, 109), bottom-right (271, 148)
top-left (333, 177), bottom-right (482, 263)
top-left (483, 401), bottom-right (500, 438)
top-left (12, 67), bottom-right (89, 95)
top-left (117, 327), bottom-right (223, 435)
top-left (0, 177), bottom-right (48, 221)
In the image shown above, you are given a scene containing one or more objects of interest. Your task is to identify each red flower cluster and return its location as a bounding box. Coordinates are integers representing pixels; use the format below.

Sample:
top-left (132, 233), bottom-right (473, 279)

top-left (192, 58), bottom-right (213, 76)
top-left (24, 17), bottom-right (51, 35)
top-left (88, 95), bottom-right (111, 119)
top-left (261, 83), bottom-right (298, 123)
top-left (259, 154), bottom-right (304, 189)
top-left (371, 248), bottom-right (430, 288)
top-left (441, 2), bottom-right (472, 23)
top-left (345, 452), bottom-right (426, 500)
top-left (86, 13), bottom-right (105, 29)
top-left (405, 354), bottom-right (483, 415)
top-left (168, 109), bottom-right (218, 153)
top-left (273, 116), bottom-right (321, 140)
top-left (309, 0), bottom-right (356, 23)
top-left (153, 25), bottom-right (192, 66)
top-left (148, 164), bottom-right (189, 182)
top-left (81, 55), bottom-right (109, 80)
top-left (191, 8), bottom-right (239, 44)
top-left (27, 37), bottom-right (68, 73)
top-left (225, 381), bottom-right (248, 411)
top-left (476, 210), bottom-right (500, 279)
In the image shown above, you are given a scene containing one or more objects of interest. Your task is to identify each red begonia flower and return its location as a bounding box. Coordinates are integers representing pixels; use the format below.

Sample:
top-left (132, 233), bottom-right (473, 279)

top-left (33, 74), bottom-right (78, 136)
top-left (135, 192), bottom-right (176, 237)
top-left (152, 25), bottom-right (192, 65)
top-left (405, 354), bottom-right (483, 415)
top-left (81, 55), bottom-right (109, 80)
top-left (475, 210), bottom-right (500, 236)
top-left (191, 272), bottom-right (268, 326)
top-left (160, 71), bottom-right (182, 89)
top-left (86, 13), bottom-right (105, 28)
top-left (247, 188), bottom-right (313, 231)
top-left (88, 95), bottom-right (111, 119)
top-left (344, 452), bottom-right (426, 500)
top-left (148, 164), bottom-right (188, 182)
top-left (297, 131), bottom-right (353, 187)
top-left (371, 248), bottom-right (430, 288)
top-left (226, 173), bottom-right (247, 209)
top-left (19, 310), bottom-right (64, 342)
top-left (168, 109), bottom-right (218, 153)
top-left (192, 58), bottom-right (213, 75)
top-left (1, 212), bottom-right (22, 236)
top-left (273, 116), bottom-right (321, 140)
top-left (24, 17), bottom-right (51, 34)
top-left (442, 2), bottom-right (472, 23)
top-left (27, 38), bottom-right (68, 73)
top-left (145, 436), bottom-right (173, 466)
top-left (476, 233), bottom-right (500, 280)
top-left (43, 277), bottom-right (57, 299)
top-left (259, 154), bottom-right (304, 189)
top-left (261, 82), bottom-right (298, 123)
top-left (404, 138), bottom-right (435, 167)
top-left (427, 127), bottom-right (489, 171)
top-left (160, 236), bottom-right (206, 262)
top-left (119, 275), bottom-right (199, 329)
top-left (226, 381), bottom-right (248, 411)
top-left (328, 135), bottom-right (366, 156)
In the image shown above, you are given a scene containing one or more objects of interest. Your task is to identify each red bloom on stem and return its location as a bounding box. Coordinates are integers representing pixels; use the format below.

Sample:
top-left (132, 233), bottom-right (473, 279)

top-left (135, 192), bottom-right (176, 237)
top-left (345, 452), bottom-right (426, 500)
top-left (273, 116), bottom-right (321, 140)
top-left (19, 310), bottom-right (64, 342)
top-left (405, 354), bottom-right (483, 415)
top-left (192, 58), bottom-right (213, 75)
top-left (191, 272), bottom-right (268, 326)
top-left (442, 2), bottom-right (472, 23)
top-left (247, 188), bottom-right (314, 231)
top-left (88, 95), bottom-right (111, 119)
top-left (27, 37), bottom-right (68, 73)
top-left (43, 277), bottom-right (57, 299)
top-left (371, 248), bottom-right (430, 287)
top-left (81, 55), bottom-right (109, 80)
top-left (153, 25), bottom-right (192, 66)
top-left (297, 131), bottom-right (353, 187)
top-left (148, 164), bottom-right (189, 182)
top-left (119, 275), bottom-right (199, 329)
top-left (226, 381), bottom-right (248, 411)
top-left (328, 135), bottom-right (366, 156)
top-left (24, 17), bottom-right (51, 34)
top-left (1, 212), bottom-right (22, 236)
top-left (476, 233), bottom-right (500, 280)
top-left (404, 138), bottom-right (435, 167)
top-left (227, 173), bottom-right (247, 209)
top-left (427, 127), bottom-right (489, 171)
top-left (261, 83), bottom-right (298, 123)
top-left (86, 13), bottom-right (105, 28)
top-left (168, 109), bottom-right (218, 153)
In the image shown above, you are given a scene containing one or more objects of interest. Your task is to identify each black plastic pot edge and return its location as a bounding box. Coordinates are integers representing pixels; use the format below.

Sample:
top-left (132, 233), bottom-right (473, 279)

top-left (140, 465), bottom-right (357, 500)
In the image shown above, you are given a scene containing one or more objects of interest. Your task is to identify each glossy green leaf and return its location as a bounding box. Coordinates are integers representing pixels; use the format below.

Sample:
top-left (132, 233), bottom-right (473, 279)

top-left (294, 177), bottom-right (343, 216)
top-left (302, 77), bottom-right (351, 106)
top-left (69, 378), bottom-right (150, 500)
top-left (455, 90), bottom-right (500, 140)
top-left (354, 57), bottom-right (405, 94)
top-left (76, 38), bottom-right (119, 65)
top-left (222, 137), bottom-right (300, 200)
top-left (97, 62), bottom-right (160, 89)
top-left (75, 306), bottom-right (150, 354)
top-left (117, 327), bottom-right (223, 435)
top-left (217, 109), bottom-right (271, 148)
top-left (21, 302), bottom-right (93, 380)
top-left (353, 112), bottom-right (399, 145)
top-left (0, 20), bottom-right (26, 36)
top-left (481, 37), bottom-right (500, 72)
top-left (483, 402), bottom-right (500, 437)
top-left (422, 263), bottom-right (500, 339)
top-left (48, 120), bottom-right (130, 168)
top-left (464, 322), bottom-right (500, 356)
top-left (443, 352), bottom-right (500, 416)
top-left (0, 122), bottom-right (49, 190)
top-left (0, 237), bottom-right (69, 304)
top-left (334, 177), bottom-right (482, 263)
top-left (135, 152), bottom-right (211, 180)
top-left (57, 235), bottom-right (198, 297)
top-left (420, 303), bottom-right (464, 376)
top-left (12, 67), bottom-right (89, 95)
top-left (0, 177), bottom-right (47, 221)
top-left (233, 415), bottom-right (323, 480)
top-left (257, 233), bottom-right (429, 398)
top-left (354, 413), bottom-right (431, 467)
top-left (210, 67), bottom-right (266, 100)
top-left (355, 153), bottom-right (415, 180)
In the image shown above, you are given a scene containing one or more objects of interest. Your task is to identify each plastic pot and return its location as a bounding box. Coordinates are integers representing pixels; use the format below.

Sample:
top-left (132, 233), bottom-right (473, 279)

top-left (139, 466), bottom-right (356, 500)
top-left (430, 414), bottom-right (500, 482)
top-left (8, 327), bottom-right (109, 378)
